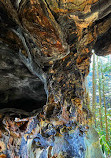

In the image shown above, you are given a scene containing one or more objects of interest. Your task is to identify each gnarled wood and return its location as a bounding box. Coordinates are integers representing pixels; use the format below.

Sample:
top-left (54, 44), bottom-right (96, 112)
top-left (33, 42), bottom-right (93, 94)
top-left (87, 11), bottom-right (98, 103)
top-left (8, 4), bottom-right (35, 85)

top-left (0, 0), bottom-right (110, 157)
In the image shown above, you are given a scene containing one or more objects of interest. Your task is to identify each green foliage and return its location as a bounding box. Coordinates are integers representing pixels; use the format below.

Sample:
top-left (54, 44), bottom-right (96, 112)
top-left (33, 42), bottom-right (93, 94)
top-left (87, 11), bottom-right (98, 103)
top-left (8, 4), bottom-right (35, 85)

top-left (96, 107), bottom-right (111, 157)
top-left (100, 135), bottom-right (111, 156)
top-left (102, 66), bottom-right (111, 73)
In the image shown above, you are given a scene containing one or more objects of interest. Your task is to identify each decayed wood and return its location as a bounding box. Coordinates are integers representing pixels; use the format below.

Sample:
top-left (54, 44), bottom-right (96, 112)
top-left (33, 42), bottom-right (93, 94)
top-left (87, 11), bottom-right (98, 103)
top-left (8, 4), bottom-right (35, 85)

top-left (0, 0), bottom-right (110, 157)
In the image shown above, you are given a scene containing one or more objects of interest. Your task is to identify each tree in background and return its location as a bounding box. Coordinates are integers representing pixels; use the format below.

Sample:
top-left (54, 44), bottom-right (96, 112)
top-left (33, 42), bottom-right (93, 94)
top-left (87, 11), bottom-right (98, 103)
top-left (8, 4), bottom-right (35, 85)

top-left (92, 51), bottom-right (96, 127)
top-left (97, 57), bottom-right (103, 130)
top-left (101, 66), bottom-right (109, 141)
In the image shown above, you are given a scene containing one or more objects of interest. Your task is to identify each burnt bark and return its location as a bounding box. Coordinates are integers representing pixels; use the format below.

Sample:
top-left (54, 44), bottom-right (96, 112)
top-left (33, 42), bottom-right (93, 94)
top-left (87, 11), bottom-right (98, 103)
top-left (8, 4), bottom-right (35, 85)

top-left (0, 0), bottom-right (110, 157)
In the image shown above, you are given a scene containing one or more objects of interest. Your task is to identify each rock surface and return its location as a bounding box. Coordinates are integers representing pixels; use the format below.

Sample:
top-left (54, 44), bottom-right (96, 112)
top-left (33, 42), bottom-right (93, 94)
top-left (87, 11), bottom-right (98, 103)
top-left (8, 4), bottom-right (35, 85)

top-left (0, 0), bottom-right (110, 157)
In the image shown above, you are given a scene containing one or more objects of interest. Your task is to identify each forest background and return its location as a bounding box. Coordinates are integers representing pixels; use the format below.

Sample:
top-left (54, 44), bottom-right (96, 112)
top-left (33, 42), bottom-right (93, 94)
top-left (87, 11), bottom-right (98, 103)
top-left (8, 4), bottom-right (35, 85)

top-left (86, 53), bottom-right (111, 157)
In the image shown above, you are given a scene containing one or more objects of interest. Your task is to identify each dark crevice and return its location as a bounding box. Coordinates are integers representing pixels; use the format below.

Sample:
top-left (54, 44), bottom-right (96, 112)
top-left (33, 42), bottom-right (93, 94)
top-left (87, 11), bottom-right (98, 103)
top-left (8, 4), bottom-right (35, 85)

top-left (95, 12), bottom-right (111, 25)
top-left (0, 98), bottom-right (46, 112)
top-left (94, 27), bottom-right (111, 56)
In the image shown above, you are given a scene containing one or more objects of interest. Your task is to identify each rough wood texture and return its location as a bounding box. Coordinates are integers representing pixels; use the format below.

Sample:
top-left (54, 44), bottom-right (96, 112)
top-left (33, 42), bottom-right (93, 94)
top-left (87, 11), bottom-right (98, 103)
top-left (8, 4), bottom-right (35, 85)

top-left (0, 0), bottom-right (110, 157)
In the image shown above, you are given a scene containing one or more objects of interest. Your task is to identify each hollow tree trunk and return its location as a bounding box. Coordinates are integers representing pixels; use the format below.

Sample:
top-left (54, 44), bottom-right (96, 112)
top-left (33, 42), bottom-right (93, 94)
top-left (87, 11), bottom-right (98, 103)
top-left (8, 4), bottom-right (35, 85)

top-left (0, 0), bottom-right (111, 157)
